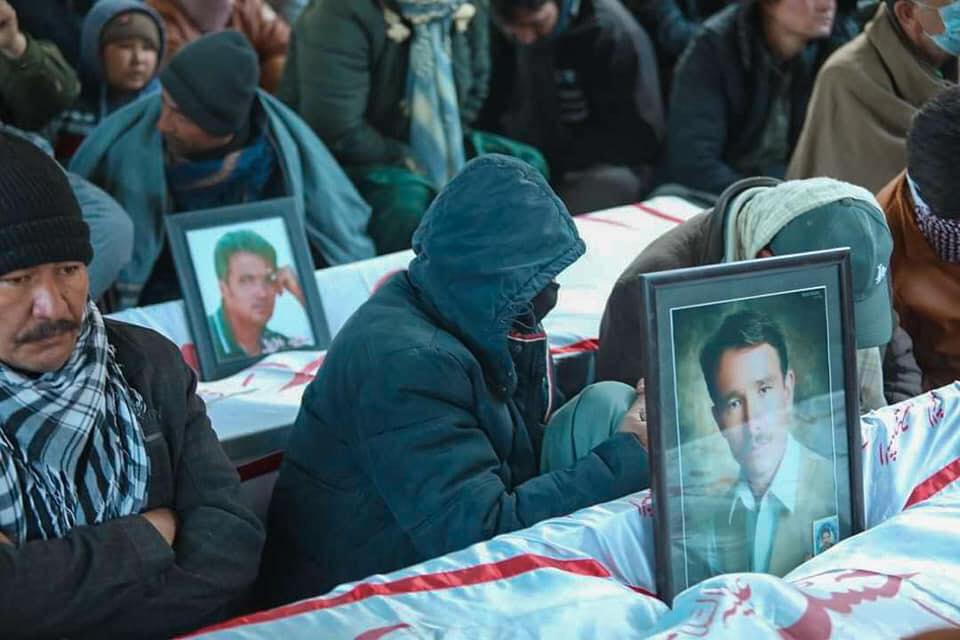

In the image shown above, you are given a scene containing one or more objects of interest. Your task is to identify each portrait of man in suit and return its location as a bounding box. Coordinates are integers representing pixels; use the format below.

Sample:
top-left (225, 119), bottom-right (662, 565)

top-left (697, 309), bottom-right (837, 577)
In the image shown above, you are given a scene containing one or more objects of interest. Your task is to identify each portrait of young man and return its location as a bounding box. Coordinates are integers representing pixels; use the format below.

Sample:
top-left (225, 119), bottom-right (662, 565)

top-left (695, 308), bottom-right (839, 578)
top-left (206, 228), bottom-right (309, 361)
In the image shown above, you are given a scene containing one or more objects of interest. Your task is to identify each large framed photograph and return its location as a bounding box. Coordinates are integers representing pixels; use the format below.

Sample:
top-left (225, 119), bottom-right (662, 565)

top-left (639, 249), bottom-right (864, 602)
top-left (165, 197), bottom-right (331, 381)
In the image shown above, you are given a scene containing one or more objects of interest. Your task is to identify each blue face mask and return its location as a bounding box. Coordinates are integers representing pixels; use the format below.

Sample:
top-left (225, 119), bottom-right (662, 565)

top-left (915, 0), bottom-right (960, 57)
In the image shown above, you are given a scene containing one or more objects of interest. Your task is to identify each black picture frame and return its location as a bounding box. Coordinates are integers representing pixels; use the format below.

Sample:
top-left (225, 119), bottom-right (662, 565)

top-left (639, 249), bottom-right (864, 602)
top-left (165, 197), bottom-right (331, 381)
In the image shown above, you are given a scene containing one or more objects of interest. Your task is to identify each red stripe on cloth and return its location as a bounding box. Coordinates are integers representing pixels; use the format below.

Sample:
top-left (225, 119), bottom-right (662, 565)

top-left (903, 456), bottom-right (960, 510)
top-left (632, 203), bottom-right (687, 225)
top-left (236, 451), bottom-right (284, 481)
top-left (580, 216), bottom-right (638, 230)
top-left (185, 554), bottom-right (615, 635)
top-left (550, 338), bottom-right (600, 356)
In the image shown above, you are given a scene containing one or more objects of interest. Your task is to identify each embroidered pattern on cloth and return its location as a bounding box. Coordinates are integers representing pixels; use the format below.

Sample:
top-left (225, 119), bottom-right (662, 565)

top-left (907, 172), bottom-right (960, 264)
top-left (0, 302), bottom-right (149, 545)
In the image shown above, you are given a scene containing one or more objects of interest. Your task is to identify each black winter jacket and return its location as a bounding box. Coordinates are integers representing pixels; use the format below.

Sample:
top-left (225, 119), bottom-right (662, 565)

top-left (663, 1), bottom-right (856, 195)
top-left (0, 320), bottom-right (265, 639)
top-left (481, 0), bottom-right (664, 176)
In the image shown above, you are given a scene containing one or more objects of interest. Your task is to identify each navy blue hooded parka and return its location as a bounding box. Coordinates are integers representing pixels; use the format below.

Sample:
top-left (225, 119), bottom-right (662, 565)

top-left (259, 155), bottom-right (648, 604)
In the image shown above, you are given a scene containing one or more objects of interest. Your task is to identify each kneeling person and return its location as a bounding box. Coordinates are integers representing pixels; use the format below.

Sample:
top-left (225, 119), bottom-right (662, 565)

top-left (0, 135), bottom-right (264, 637)
top-left (259, 156), bottom-right (650, 605)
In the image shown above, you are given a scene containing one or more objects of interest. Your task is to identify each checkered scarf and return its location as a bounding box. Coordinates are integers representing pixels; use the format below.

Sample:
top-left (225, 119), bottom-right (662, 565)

top-left (907, 173), bottom-right (960, 264)
top-left (0, 302), bottom-right (149, 546)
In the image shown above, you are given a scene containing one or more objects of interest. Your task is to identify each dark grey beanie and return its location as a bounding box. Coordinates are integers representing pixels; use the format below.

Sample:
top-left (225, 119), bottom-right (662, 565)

top-left (159, 30), bottom-right (260, 137)
top-left (0, 134), bottom-right (92, 276)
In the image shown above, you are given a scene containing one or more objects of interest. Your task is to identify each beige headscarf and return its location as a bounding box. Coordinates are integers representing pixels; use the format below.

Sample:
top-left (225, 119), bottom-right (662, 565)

top-left (722, 177), bottom-right (889, 413)
top-left (723, 177), bottom-right (881, 262)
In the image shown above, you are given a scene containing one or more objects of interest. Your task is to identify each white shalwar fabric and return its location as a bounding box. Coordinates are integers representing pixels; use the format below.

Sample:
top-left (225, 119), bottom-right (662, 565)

top-left (190, 384), bottom-right (960, 639)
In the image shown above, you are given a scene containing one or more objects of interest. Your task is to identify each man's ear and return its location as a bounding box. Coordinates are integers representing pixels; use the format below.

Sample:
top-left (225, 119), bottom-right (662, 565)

top-left (712, 404), bottom-right (724, 429)
top-left (218, 279), bottom-right (229, 298)
top-left (893, 0), bottom-right (920, 36)
top-left (784, 368), bottom-right (796, 405)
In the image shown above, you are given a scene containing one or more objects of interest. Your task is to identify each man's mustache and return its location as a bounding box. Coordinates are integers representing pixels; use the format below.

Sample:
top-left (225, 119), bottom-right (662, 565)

top-left (16, 319), bottom-right (80, 344)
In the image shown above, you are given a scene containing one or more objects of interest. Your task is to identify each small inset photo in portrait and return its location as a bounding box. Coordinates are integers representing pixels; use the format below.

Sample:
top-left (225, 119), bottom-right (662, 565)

top-left (638, 250), bottom-right (865, 601)
top-left (165, 197), bottom-right (331, 380)
top-left (812, 514), bottom-right (840, 556)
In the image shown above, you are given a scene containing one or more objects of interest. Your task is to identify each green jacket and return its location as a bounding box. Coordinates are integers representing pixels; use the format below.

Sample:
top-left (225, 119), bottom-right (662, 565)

top-left (278, 0), bottom-right (491, 170)
top-left (0, 34), bottom-right (80, 131)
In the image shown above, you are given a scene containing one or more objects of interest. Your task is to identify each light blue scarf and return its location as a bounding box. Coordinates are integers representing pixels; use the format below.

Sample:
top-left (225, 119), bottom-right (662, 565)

top-left (396, 0), bottom-right (467, 188)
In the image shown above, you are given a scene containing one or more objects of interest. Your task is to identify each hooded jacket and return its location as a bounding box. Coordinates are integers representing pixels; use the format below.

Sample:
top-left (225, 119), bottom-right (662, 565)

top-left (596, 177), bottom-right (923, 405)
top-left (259, 156), bottom-right (649, 605)
top-left (51, 0), bottom-right (166, 160)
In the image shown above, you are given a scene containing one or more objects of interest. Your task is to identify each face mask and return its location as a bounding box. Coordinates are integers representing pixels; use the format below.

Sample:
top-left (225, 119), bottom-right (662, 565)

top-left (907, 173), bottom-right (960, 262)
top-left (914, 0), bottom-right (960, 57)
top-left (530, 281), bottom-right (560, 323)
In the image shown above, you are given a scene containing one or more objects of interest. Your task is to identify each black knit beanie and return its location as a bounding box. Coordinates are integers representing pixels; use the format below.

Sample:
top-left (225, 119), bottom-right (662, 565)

top-left (159, 30), bottom-right (260, 137)
top-left (0, 134), bottom-right (91, 277)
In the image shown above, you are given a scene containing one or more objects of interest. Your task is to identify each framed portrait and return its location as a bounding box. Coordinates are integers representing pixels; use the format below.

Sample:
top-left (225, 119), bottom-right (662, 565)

top-left (639, 249), bottom-right (865, 602)
top-left (165, 197), bottom-right (331, 381)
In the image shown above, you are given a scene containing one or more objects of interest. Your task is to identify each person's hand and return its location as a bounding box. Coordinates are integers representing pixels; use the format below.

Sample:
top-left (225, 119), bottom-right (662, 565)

top-left (141, 508), bottom-right (178, 546)
top-left (274, 266), bottom-right (306, 307)
top-left (618, 379), bottom-right (649, 449)
top-left (0, 2), bottom-right (27, 60)
top-left (0, 530), bottom-right (12, 545)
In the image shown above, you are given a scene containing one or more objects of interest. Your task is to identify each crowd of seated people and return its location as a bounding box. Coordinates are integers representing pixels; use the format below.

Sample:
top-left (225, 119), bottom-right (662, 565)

top-left (0, 0), bottom-right (958, 635)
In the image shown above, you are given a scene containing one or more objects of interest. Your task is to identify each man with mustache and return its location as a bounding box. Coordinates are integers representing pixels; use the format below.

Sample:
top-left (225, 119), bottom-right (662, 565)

top-left (209, 229), bottom-right (306, 359)
top-left (698, 309), bottom-right (836, 577)
top-left (0, 133), bottom-right (264, 637)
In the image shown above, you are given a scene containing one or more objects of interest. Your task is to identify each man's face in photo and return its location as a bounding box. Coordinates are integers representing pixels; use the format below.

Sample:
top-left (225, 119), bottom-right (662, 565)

top-left (219, 251), bottom-right (278, 330)
top-left (710, 343), bottom-right (796, 488)
top-left (820, 527), bottom-right (835, 549)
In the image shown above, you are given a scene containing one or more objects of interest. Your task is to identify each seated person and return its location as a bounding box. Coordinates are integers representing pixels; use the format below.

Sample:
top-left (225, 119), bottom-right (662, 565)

top-left (788, 0), bottom-right (958, 193)
top-left (51, 0), bottom-right (165, 161)
top-left (485, 0), bottom-right (665, 214)
top-left (0, 134), bottom-right (264, 637)
top-left (0, 0), bottom-right (80, 132)
top-left (878, 86), bottom-right (960, 391)
top-left (70, 31), bottom-right (375, 309)
top-left (209, 229), bottom-right (306, 360)
top-left (258, 155), bottom-right (650, 606)
top-left (597, 177), bottom-right (923, 410)
top-left (280, 0), bottom-right (543, 254)
top-left (147, 0), bottom-right (290, 93)
top-left (697, 310), bottom-right (836, 578)
top-left (663, 0), bottom-right (856, 195)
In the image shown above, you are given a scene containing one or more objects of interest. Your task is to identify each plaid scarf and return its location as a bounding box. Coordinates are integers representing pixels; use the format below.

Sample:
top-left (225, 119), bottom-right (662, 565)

top-left (0, 302), bottom-right (149, 546)
top-left (396, 0), bottom-right (467, 188)
top-left (907, 172), bottom-right (960, 264)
